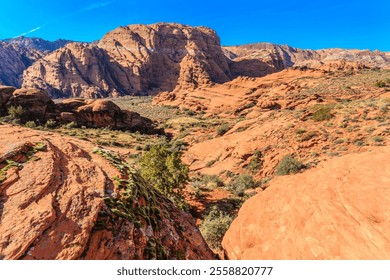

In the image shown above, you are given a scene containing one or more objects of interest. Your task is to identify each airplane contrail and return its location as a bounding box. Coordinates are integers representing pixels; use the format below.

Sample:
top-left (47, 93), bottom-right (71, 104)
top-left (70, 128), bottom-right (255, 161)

top-left (13, 1), bottom-right (115, 38)
top-left (15, 27), bottom-right (42, 38)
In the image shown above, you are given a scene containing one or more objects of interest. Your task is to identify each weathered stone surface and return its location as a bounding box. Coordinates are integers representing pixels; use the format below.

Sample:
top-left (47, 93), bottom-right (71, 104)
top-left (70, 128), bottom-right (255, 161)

top-left (54, 99), bottom-right (156, 132)
top-left (224, 43), bottom-right (390, 74)
top-left (0, 125), bottom-right (215, 260)
top-left (4, 37), bottom-right (71, 52)
top-left (0, 86), bottom-right (156, 132)
top-left (0, 86), bottom-right (16, 115)
top-left (22, 23), bottom-right (232, 98)
top-left (0, 42), bottom-right (42, 87)
top-left (222, 147), bottom-right (390, 259)
top-left (4, 88), bottom-right (55, 122)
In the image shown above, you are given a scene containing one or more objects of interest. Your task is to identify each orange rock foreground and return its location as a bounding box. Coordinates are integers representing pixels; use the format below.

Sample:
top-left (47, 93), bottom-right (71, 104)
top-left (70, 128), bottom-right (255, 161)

top-left (0, 125), bottom-right (214, 260)
top-left (223, 146), bottom-right (390, 259)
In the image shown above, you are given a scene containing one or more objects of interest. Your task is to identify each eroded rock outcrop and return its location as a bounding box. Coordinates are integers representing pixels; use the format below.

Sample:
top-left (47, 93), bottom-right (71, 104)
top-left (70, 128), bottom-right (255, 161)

top-left (224, 43), bottom-right (390, 75)
top-left (55, 99), bottom-right (156, 132)
top-left (0, 125), bottom-right (214, 260)
top-left (222, 147), bottom-right (390, 259)
top-left (0, 86), bottom-right (156, 132)
top-left (4, 37), bottom-right (71, 52)
top-left (0, 86), bottom-right (55, 121)
top-left (22, 23), bottom-right (232, 98)
top-left (0, 42), bottom-right (42, 87)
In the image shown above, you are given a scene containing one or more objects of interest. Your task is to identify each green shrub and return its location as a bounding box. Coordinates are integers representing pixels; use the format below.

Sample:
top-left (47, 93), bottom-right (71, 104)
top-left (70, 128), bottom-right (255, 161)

top-left (64, 121), bottom-right (78, 129)
top-left (7, 105), bottom-right (24, 119)
top-left (24, 121), bottom-right (37, 128)
top-left (45, 119), bottom-right (58, 129)
top-left (139, 141), bottom-right (189, 197)
top-left (299, 131), bottom-right (318, 142)
top-left (354, 140), bottom-right (365, 146)
top-left (228, 173), bottom-right (257, 197)
top-left (216, 123), bottom-right (230, 136)
top-left (312, 107), bottom-right (333, 121)
top-left (246, 150), bottom-right (263, 174)
top-left (245, 102), bottom-right (256, 109)
top-left (295, 128), bottom-right (307, 134)
top-left (372, 136), bottom-right (384, 143)
top-left (200, 174), bottom-right (224, 189)
top-left (275, 155), bottom-right (305, 175)
top-left (375, 81), bottom-right (387, 88)
top-left (200, 206), bottom-right (234, 251)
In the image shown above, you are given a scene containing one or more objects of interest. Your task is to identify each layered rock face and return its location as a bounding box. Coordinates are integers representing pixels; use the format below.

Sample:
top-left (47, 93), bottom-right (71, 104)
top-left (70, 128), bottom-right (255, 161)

top-left (4, 37), bottom-right (71, 52)
top-left (0, 86), bottom-right (156, 132)
top-left (22, 23), bottom-right (232, 98)
top-left (0, 86), bottom-right (55, 121)
top-left (18, 24), bottom-right (390, 98)
top-left (222, 147), bottom-right (390, 259)
top-left (0, 42), bottom-right (42, 87)
top-left (224, 43), bottom-right (390, 76)
top-left (0, 38), bottom-right (70, 88)
top-left (0, 125), bottom-right (214, 259)
top-left (54, 99), bottom-right (156, 132)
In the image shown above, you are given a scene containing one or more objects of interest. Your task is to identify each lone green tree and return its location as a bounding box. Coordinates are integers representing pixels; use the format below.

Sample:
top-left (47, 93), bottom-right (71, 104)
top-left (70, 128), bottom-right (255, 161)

top-left (139, 141), bottom-right (189, 198)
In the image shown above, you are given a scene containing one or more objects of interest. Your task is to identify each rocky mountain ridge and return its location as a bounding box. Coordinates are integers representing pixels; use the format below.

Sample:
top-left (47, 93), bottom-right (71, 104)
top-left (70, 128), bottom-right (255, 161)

top-left (1, 23), bottom-right (390, 98)
top-left (4, 37), bottom-right (72, 52)
top-left (22, 23), bottom-right (232, 98)
top-left (223, 43), bottom-right (390, 77)
top-left (0, 42), bottom-right (42, 87)
top-left (0, 37), bottom-right (71, 87)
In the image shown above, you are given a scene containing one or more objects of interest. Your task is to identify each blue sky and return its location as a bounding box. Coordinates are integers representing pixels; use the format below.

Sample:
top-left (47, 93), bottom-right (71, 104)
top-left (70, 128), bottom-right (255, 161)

top-left (0, 0), bottom-right (389, 51)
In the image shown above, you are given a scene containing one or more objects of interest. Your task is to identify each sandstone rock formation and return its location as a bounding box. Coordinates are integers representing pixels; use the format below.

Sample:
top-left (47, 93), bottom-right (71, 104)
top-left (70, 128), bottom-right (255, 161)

top-left (155, 66), bottom-right (389, 187)
top-left (0, 86), bottom-right (16, 116)
top-left (0, 125), bottom-right (214, 260)
top-left (0, 37), bottom-right (72, 88)
top-left (14, 24), bottom-right (390, 98)
top-left (22, 23), bottom-right (232, 98)
top-left (4, 37), bottom-right (71, 52)
top-left (6, 88), bottom-right (55, 122)
top-left (55, 99), bottom-right (156, 132)
top-left (0, 86), bottom-right (156, 132)
top-left (222, 147), bottom-right (390, 259)
top-left (224, 43), bottom-right (390, 75)
top-left (0, 86), bottom-right (55, 121)
top-left (0, 42), bottom-right (42, 87)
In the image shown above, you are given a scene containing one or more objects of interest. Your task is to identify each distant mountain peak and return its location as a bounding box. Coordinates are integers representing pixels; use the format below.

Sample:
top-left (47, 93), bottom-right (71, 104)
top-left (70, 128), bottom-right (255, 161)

top-left (3, 37), bottom-right (73, 52)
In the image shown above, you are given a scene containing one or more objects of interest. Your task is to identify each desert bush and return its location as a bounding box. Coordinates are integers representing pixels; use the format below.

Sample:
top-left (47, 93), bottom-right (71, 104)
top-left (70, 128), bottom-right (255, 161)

top-left (372, 136), bottom-right (384, 143)
top-left (275, 155), bottom-right (305, 175)
top-left (7, 105), bottom-right (24, 119)
top-left (375, 81), bottom-right (386, 88)
top-left (228, 173), bottom-right (257, 197)
top-left (354, 140), bottom-right (364, 146)
top-left (246, 150), bottom-right (263, 174)
top-left (216, 123), bottom-right (230, 136)
top-left (64, 121), bottom-right (78, 129)
top-left (200, 206), bottom-right (234, 251)
top-left (295, 128), bottom-right (307, 134)
top-left (312, 106), bottom-right (333, 121)
top-left (299, 131), bottom-right (318, 142)
top-left (201, 174), bottom-right (224, 189)
top-left (45, 119), bottom-right (58, 129)
top-left (139, 141), bottom-right (189, 197)
top-left (24, 121), bottom-right (37, 128)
